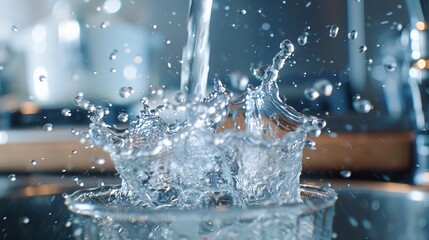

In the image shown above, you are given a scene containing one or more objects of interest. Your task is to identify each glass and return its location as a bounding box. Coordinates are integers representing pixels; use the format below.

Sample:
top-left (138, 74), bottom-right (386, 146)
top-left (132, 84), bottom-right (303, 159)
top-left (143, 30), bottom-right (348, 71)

top-left (65, 184), bottom-right (337, 240)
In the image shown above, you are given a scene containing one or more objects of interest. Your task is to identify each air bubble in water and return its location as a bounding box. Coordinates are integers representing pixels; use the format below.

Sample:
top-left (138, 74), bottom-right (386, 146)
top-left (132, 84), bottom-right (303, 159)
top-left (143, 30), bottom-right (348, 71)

top-left (164, 39), bottom-right (171, 45)
top-left (119, 86), bottom-right (135, 98)
top-left (118, 113), bottom-right (129, 122)
top-left (30, 160), bottom-right (37, 166)
top-left (111, 68), bottom-right (117, 73)
top-left (43, 123), bottom-right (53, 132)
top-left (62, 108), bottom-right (72, 117)
top-left (39, 75), bottom-right (47, 82)
top-left (385, 62), bottom-right (397, 72)
top-left (353, 99), bottom-right (373, 113)
top-left (11, 25), bottom-right (18, 32)
top-left (358, 45), bottom-right (367, 53)
top-left (237, 8), bottom-right (247, 14)
top-left (329, 25), bottom-right (339, 38)
top-left (304, 88), bottom-right (320, 101)
top-left (340, 170), bottom-right (352, 178)
top-left (314, 79), bottom-right (333, 96)
top-left (297, 35), bottom-right (308, 45)
top-left (8, 174), bottom-right (16, 182)
top-left (348, 30), bottom-right (358, 40)
top-left (71, 150), bottom-right (77, 155)
top-left (109, 50), bottom-right (118, 60)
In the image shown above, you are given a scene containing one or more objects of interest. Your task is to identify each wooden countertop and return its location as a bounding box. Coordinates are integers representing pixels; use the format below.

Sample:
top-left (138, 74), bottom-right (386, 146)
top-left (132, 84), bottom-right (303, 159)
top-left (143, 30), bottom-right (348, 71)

top-left (0, 128), bottom-right (414, 172)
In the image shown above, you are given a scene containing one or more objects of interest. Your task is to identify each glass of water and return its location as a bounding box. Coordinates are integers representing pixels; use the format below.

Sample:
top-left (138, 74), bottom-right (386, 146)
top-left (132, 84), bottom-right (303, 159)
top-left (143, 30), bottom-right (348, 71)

top-left (65, 184), bottom-right (336, 240)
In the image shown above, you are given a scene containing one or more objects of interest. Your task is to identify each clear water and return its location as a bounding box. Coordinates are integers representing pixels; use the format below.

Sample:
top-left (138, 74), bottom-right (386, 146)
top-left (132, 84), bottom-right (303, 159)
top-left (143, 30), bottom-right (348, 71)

top-left (70, 1), bottom-right (327, 238)
top-left (66, 1), bottom-right (334, 239)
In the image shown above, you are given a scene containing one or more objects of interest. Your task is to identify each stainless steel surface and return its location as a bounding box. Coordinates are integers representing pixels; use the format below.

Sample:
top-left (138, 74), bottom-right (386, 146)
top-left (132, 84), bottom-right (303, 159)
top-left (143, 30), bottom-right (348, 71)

top-left (332, 180), bottom-right (429, 240)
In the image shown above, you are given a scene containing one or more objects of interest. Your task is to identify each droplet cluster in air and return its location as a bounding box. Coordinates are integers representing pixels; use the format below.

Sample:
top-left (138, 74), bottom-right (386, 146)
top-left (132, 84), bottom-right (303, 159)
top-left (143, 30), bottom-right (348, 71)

top-left (304, 79), bottom-right (333, 101)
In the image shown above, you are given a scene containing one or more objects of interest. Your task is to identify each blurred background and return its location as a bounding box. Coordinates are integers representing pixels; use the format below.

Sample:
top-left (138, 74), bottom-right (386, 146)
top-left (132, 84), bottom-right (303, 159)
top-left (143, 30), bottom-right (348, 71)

top-left (1, 0), bottom-right (429, 239)
top-left (0, 0), bottom-right (414, 178)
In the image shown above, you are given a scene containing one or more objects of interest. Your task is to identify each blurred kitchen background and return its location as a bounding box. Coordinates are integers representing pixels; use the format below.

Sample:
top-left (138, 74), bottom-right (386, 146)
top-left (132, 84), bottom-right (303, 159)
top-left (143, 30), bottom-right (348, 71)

top-left (1, 0), bottom-right (429, 239)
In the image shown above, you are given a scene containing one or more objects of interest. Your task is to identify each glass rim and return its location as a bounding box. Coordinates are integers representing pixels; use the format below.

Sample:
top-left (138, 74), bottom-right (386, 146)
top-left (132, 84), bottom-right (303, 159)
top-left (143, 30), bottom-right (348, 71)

top-left (65, 184), bottom-right (337, 221)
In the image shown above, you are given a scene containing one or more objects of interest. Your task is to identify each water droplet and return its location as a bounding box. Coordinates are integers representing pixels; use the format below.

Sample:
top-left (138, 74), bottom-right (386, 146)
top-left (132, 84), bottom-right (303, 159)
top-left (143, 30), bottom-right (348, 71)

top-left (65, 220), bottom-right (72, 228)
top-left (385, 62), bottom-right (397, 72)
top-left (110, 68), bottom-right (117, 73)
top-left (100, 21), bottom-right (110, 29)
top-left (348, 30), bottom-right (358, 40)
top-left (305, 139), bottom-right (316, 150)
top-left (119, 86), bottom-right (135, 98)
top-left (152, 24), bottom-right (157, 30)
top-left (314, 79), bottom-right (333, 96)
top-left (71, 176), bottom-right (79, 182)
top-left (261, 23), bottom-right (270, 31)
top-left (30, 160), bottom-right (37, 166)
top-left (21, 217), bottom-right (30, 224)
top-left (353, 99), bottom-right (373, 113)
top-left (237, 8), bottom-right (247, 14)
top-left (305, 1), bottom-right (312, 7)
top-left (95, 106), bottom-right (105, 119)
top-left (11, 25), bottom-right (18, 32)
top-left (348, 216), bottom-right (359, 227)
top-left (109, 50), bottom-right (118, 60)
top-left (71, 150), bottom-right (77, 155)
top-left (297, 34), bottom-right (308, 45)
top-left (39, 75), bottom-right (47, 82)
top-left (8, 174), bottom-right (16, 182)
top-left (279, 39), bottom-right (294, 54)
top-left (93, 157), bottom-right (106, 165)
top-left (352, 94), bottom-right (362, 102)
top-left (340, 170), bottom-right (352, 178)
top-left (358, 45), bottom-right (367, 53)
top-left (61, 108), bottom-right (72, 117)
top-left (43, 123), bottom-right (53, 132)
top-left (366, 58), bottom-right (373, 65)
top-left (118, 113), bottom-right (129, 122)
top-left (164, 39), bottom-right (171, 45)
top-left (304, 88), bottom-right (320, 101)
top-left (329, 25), bottom-right (339, 38)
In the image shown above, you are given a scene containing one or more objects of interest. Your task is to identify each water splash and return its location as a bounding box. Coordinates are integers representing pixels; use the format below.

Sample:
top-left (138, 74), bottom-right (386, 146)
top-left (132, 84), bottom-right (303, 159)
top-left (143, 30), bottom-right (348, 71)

top-left (76, 39), bottom-right (324, 209)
